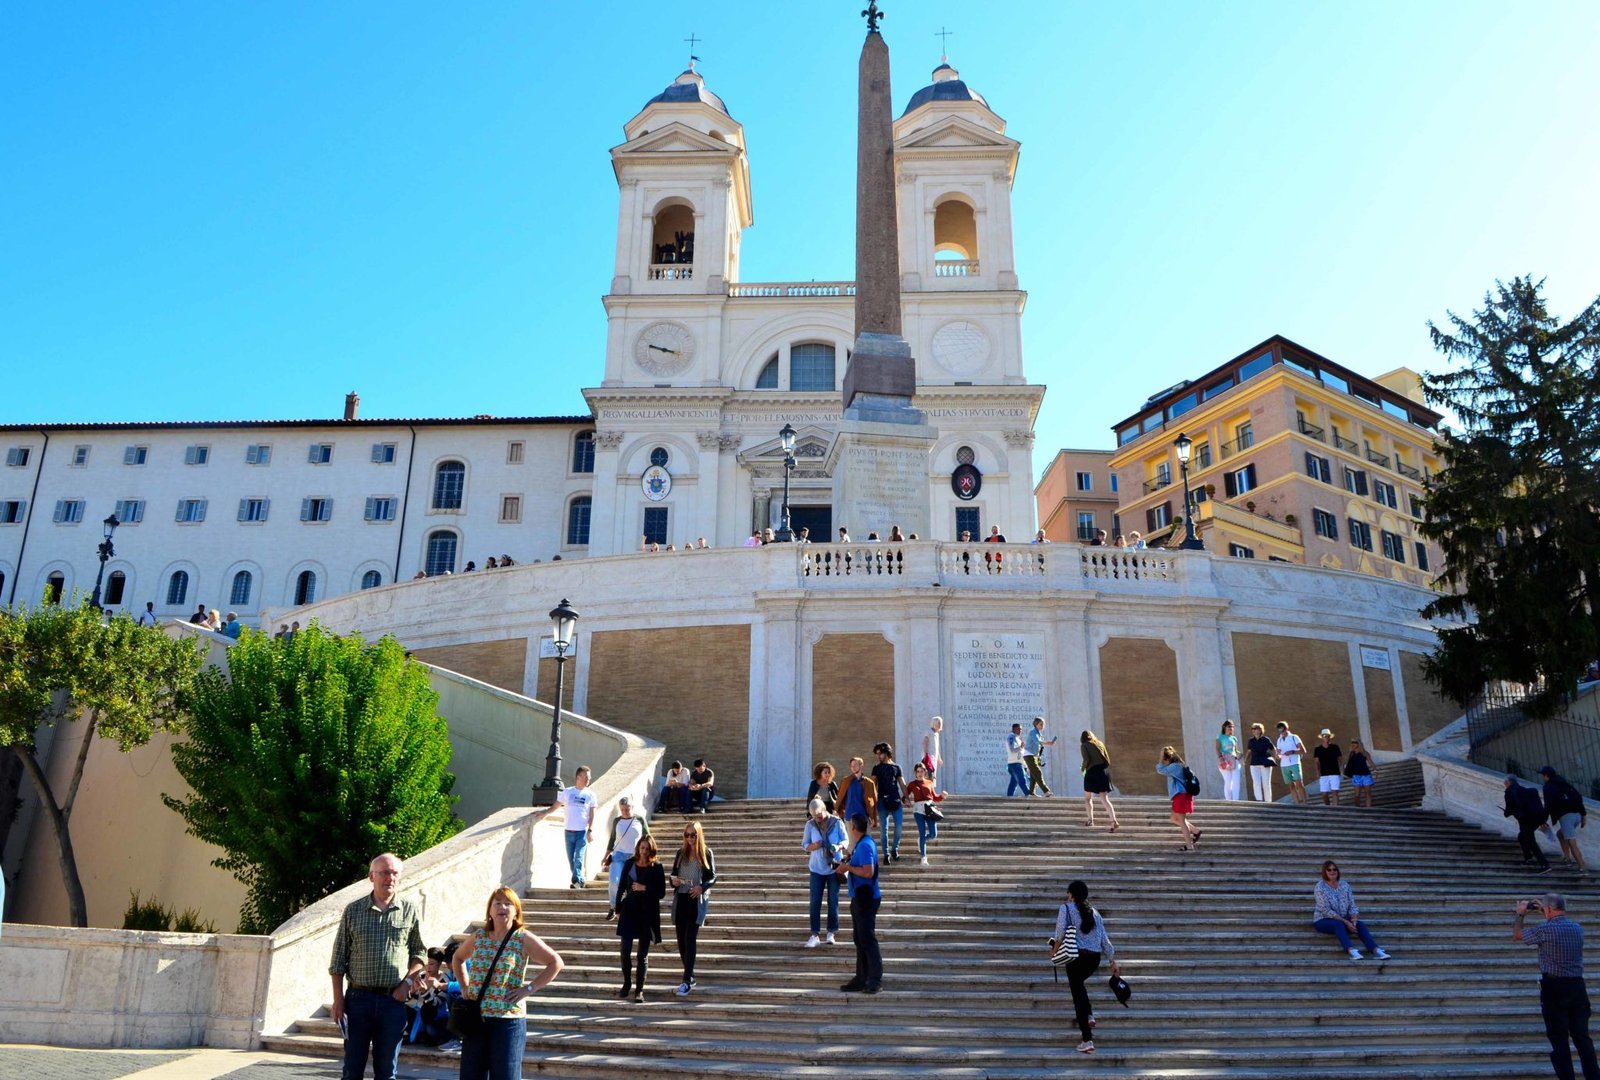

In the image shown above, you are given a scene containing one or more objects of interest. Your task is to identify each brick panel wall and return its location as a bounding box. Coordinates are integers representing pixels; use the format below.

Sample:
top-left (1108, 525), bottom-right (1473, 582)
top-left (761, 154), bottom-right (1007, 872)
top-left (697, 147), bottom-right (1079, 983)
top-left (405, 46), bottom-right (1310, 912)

top-left (1097, 637), bottom-right (1181, 796)
top-left (1232, 632), bottom-right (1357, 750)
top-left (1364, 665), bottom-right (1403, 752)
top-left (412, 638), bottom-right (528, 694)
top-left (810, 634), bottom-right (896, 785)
top-left (535, 656), bottom-right (576, 711)
top-left (1401, 650), bottom-right (1460, 743)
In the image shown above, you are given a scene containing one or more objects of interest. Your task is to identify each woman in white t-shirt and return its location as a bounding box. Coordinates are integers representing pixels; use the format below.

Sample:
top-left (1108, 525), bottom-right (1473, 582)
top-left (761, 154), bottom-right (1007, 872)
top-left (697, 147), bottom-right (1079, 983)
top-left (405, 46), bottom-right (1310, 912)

top-left (602, 797), bottom-right (650, 922)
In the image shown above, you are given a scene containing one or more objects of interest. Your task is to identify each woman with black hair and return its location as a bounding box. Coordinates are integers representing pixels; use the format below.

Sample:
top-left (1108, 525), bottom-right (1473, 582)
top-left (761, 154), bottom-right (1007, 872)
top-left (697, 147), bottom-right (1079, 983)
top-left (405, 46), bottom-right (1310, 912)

top-left (1051, 879), bottom-right (1120, 1055)
top-left (615, 836), bottom-right (667, 1002)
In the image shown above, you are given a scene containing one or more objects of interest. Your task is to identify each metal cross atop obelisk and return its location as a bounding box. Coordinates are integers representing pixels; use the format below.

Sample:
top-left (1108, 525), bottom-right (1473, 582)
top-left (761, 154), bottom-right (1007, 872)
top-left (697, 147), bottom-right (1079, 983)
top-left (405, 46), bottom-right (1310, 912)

top-left (828, 0), bottom-right (938, 540)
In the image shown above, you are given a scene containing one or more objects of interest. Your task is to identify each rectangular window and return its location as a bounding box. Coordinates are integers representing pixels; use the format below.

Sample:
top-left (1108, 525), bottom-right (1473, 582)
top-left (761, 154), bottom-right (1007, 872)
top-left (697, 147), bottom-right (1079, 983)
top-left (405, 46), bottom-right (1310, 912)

top-left (506, 441), bottom-right (525, 465)
top-left (1156, 462), bottom-right (1172, 486)
top-left (1409, 494), bottom-right (1424, 519)
top-left (642, 506), bottom-right (669, 545)
top-left (364, 496), bottom-right (397, 522)
top-left (176, 498), bottom-right (207, 523)
top-left (1141, 413), bottom-right (1163, 434)
top-left (371, 443), bottom-right (397, 464)
top-left (245, 444), bottom-right (272, 465)
top-left (1147, 502), bottom-right (1172, 530)
top-left (114, 499), bottom-right (146, 524)
top-left (1238, 351), bottom-right (1274, 382)
top-left (1322, 370), bottom-right (1350, 394)
top-left (1304, 452), bottom-right (1331, 483)
top-left (1381, 399), bottom-right (1410, 421)
top-left (1381, 530), bottom-right (1406, 563)
top-left (1224, 463), bottom-right (1257, 498)
top-left (1282, 354), bottom-right (1316, 379)
top-left (1312, 508), bottom-right (1338, 540)
top-left (1348, 519), bottom-right (1373, 551)
top-left (184, 444), bottom-right (210, 466)
top-left (238, 498), bottom-right (269, 523)
top-left (1076, 511), bottom-right (1096, 541)
top-left (500, 495), bottom-right (522, 523)
top-left (123, 445), bottom-right (148, 466)
top-left (71, 445), bottom-right (90, 466)
top-left (1075, 471), bottom-right (1093, 492)
top-left (1201, 378), bottom-right (1232, 402)
top-left (1415, 541), bottom-right (1430, 572)
top-left (1166, 391), bottom-right (1199, 420)
top-left (1195, 442), bottom-right (1212, 468)
top-left (1235, 421), bottom-right (1254, 450)
top-left (1344, 467), bottom-right (1369, 496)
top-left (1109, 474), bottom-right (1119, 493)
top-left (1116, 424), bottom-right (1139, 447)
top-left (5, 447), bottom-right (30, 467)
top-left (571, 433), bottom-right (596, 474)
top-left (300, 497), bottom-right (332, 522)
top-left (566, 498), bottom-right (591, 545)
top-left (1228, 543), bottom-right (1256, 559)
top-left (307, 443), bottom-right (333, 465)
top-left (53, 499), bottom-right (85, 524)
top-left (955, 506), bottom-right (981, 539)
top-left (0, 500), bottom-right (25, 524)
top-left (1372, 479), bottom-right (1398, 509)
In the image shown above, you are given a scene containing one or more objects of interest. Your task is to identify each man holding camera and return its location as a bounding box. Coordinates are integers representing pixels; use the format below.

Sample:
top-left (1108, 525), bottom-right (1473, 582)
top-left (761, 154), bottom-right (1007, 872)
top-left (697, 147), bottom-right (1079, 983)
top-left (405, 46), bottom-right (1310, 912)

top-left (1515, 893), bottom-right (1600, 1080)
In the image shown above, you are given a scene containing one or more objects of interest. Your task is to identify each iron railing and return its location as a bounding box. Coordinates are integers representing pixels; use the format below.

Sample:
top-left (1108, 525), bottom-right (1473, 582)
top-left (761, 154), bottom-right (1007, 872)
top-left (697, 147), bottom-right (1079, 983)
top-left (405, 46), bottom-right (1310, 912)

top-left (1297, 420), bottom-right (1326, 442)
top-left (1468, 681), bottom-right (1600, 800)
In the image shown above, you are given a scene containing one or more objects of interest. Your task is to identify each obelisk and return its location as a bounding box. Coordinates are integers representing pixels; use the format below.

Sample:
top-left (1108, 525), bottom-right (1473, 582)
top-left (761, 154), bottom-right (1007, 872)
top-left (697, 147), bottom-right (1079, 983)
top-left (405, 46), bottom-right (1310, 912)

top-left (828, 0), bottom-right (938, 539)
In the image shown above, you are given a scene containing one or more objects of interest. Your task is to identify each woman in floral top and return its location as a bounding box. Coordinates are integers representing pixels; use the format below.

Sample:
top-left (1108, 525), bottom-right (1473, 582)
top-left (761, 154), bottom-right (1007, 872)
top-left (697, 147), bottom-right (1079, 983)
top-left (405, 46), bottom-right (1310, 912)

top-left (451, 886), bottom-right (564, 1079)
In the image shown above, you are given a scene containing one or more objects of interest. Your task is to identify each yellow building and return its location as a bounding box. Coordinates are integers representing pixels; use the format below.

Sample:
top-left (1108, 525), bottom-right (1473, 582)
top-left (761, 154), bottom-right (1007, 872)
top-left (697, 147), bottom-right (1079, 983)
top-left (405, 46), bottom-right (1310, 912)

top-left (1108, 335), bottom-right (1444, 587)
top-left (1034, 448), bottom-right (1118, 542)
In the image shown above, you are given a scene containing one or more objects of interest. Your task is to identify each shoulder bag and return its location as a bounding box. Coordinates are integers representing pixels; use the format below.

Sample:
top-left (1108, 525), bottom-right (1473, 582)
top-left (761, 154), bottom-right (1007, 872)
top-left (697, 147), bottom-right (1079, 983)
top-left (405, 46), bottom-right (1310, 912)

top-left (1049, 904), bottom-right (1079, 982)
top-left (448, 927), bottom-right (516, 1040)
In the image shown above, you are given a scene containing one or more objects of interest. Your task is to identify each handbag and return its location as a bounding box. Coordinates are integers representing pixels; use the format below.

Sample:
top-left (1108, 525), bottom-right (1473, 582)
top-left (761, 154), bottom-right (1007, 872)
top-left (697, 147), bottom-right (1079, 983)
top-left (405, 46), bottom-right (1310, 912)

top-left (447, 927), bottom-right (516, 1040)
top-left (1051, 926), bottom-right (1079, 966)
top-left (923, 801), bottom-right (945, 821)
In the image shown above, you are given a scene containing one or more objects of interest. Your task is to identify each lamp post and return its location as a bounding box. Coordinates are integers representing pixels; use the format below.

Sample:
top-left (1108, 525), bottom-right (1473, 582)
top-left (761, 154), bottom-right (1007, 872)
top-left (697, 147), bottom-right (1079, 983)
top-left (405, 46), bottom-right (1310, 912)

top-left (775, 422), bottom-right (797, 542)
top-left (1173, 432), bottom-right (1205, 550)
top-left (535, 598), bottom-right (581, 802)
top-left (88, 513), bottom-right (121, 610)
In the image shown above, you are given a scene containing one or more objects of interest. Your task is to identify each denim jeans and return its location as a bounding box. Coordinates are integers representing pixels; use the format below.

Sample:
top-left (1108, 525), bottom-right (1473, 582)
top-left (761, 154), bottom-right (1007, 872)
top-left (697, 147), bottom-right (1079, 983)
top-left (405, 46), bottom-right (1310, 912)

top-left (915, 811), bottom-right (938, 855)
top-left (458, 1013), bottom-right (527, 1080)
top-left (809, 870), bottom-right (840, 934)
top-left (341, 988), bottom-right (408, 1080)
top-left (608, 857), bottom-right (627, 908)
top-left (655, 786), bottom-right (687, 813)
top-left (1313, 917), bottom-right (1378, 952)
top-left (1006, 762), bottom-right (1028, 795)
top-left (878, 804), bottom-right (903, 856)
top-left (1541, 975), bottom-right (1600, 1080)
top-left (564, 828), bottom-right (588, 885)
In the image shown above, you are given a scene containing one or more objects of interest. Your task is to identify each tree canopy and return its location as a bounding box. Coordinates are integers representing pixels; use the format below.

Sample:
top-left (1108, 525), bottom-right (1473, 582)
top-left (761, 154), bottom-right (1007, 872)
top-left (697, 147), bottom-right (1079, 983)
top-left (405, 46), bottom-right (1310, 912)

top-left (1419, 276), bottom-right (1600, 716)
top-left (164, 625), bottom-right (461, 933)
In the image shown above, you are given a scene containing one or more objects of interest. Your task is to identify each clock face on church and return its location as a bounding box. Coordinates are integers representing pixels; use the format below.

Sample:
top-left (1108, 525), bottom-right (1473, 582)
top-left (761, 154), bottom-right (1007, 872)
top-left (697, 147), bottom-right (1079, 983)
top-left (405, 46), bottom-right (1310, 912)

top-left (634, 321), bottom-right (696, 377)
top-left (931, 320), bottom-right (990, 377)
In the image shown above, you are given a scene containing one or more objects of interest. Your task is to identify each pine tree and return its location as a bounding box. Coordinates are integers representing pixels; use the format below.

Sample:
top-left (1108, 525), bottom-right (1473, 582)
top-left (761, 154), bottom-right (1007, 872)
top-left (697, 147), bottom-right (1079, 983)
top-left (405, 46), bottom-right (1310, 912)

top-left (1419, 276), bottom-right (1600, 716)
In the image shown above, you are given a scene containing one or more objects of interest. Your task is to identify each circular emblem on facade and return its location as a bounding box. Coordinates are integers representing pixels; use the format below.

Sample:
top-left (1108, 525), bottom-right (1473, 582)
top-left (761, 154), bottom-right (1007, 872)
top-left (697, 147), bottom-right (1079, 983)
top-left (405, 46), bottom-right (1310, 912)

top-left (634, 321), bottom-right (696, 376)
top-left (642, 465), bottom-right (672, 501)
top-left (931, 320), bottom-right (990, 377)
top-left (952, 463), bottom-right (982, 501)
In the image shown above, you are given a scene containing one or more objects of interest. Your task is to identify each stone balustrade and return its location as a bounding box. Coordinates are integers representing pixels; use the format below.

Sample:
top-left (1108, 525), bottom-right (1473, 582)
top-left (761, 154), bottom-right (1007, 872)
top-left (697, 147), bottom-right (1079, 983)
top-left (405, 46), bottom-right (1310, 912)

top-left (726, 280), bottom-right (856, 297)
top-left (797, 541), bottom-right (1184, 590)
top-left (933, 259), bottom-right (980, 277)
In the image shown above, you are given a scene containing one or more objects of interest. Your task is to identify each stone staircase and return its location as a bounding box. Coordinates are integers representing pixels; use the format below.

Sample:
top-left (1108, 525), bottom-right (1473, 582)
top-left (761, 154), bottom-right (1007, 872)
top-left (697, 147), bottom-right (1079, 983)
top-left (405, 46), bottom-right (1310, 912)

top-left (267, 794), bottom-right (1591, 1078)
top-left (1369, 757), bottom-right (1425, 806)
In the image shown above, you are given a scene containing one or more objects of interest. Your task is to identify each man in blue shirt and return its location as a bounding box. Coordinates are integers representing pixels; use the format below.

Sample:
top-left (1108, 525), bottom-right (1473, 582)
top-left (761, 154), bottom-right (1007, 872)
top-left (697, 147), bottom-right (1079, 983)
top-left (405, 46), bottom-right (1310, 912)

top-left (1516, 892), bottom-right (1600, 1080)
top-left (836, 813), bottom-right (882, 993)
top-left (1024, 716), bottom-right (1057, 797)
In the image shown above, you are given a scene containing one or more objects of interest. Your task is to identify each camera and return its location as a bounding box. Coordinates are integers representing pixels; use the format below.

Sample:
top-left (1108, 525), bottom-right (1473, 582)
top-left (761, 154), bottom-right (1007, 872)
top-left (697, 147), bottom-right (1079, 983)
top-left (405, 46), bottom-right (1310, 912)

top-left (1525, 899), bottom-right (1544, 911)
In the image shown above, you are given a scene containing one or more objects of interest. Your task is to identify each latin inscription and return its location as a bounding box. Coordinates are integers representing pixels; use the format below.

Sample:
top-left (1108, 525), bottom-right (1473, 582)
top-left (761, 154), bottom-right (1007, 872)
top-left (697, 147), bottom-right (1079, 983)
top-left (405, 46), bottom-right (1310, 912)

top-left (950, 634), bottom-right (1046, 793)
top-left (843, 444), bottom-right (925, 530)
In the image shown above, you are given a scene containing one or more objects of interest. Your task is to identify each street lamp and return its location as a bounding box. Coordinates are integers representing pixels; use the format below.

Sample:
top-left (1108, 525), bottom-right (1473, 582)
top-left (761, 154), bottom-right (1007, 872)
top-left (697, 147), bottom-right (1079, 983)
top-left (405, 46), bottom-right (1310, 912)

top-left (775, 423), bottom-right (797, 542)
top-left (88, 513), bottom-right (121, 609)
top-left (1173, 432), bottom-right (1205, 550)
top-left (535, 598), bottom-right (581, 801)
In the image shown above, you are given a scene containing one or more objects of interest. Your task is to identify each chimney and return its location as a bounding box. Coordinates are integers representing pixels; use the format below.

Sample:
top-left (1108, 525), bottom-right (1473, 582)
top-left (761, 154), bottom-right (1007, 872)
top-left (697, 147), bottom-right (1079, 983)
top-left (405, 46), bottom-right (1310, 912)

top-left (344, 392), bottom-right (360, 421)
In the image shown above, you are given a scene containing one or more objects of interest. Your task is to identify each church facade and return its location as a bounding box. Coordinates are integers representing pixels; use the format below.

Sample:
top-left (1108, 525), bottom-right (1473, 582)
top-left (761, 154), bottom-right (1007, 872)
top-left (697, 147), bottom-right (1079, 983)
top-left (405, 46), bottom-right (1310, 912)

top-left (0, 61), bottom-right (1042, 617)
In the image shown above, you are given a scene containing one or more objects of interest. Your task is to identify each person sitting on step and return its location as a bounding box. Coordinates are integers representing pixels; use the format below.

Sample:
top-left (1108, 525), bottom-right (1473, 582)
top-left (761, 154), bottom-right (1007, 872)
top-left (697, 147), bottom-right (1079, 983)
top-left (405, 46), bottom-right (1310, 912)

top-left (1312, 859), bottom-right (1391, 960)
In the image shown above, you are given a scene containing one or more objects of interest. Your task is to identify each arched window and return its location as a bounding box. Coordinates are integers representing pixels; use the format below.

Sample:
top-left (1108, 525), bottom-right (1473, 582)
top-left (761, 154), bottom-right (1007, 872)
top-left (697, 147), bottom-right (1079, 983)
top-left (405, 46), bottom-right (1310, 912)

top-left (230, 570), bottom-right (253, 607)
top-left (790, 344), bottom-right (836, 392)
top-left (361, 569), bottom-right (383, 590)
top-left (432, 461), bottom-right (465, 510)
top-left (424, 530), bottom-right (458, 576)
top-left (293, 570), bottom-right (317, 606)
top-left (933, 199), bottom-right (979, 262)
top-left (650, 202), bottom-right (695, 272)
top-left (572, 431), bottom-right (595, 474)
top-left (106, 570), bottom-right (127, 606)
top-left (166, 570), bottom-right (189, 607)
top-left (46, 571), bottom-right (65, 604)
top-left (566, 496), bottom-right (592, 546)
top-left (755, 355), bottom-right (779, 389)
top-left (0, 570), bottom-right (6, 599)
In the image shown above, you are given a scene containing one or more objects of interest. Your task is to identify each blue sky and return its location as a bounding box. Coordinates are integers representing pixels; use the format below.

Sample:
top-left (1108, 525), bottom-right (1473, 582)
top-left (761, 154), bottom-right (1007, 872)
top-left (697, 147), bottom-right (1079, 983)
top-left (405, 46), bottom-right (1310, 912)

top-left (3, 2), bottom-right (1597, 475)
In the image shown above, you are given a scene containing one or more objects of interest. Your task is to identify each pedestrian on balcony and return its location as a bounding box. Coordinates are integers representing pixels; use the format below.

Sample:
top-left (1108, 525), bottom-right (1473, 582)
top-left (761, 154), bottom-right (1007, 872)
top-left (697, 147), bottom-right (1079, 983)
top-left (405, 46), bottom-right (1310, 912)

top-left (923, 716), bottom-right (945, 791)
top-left (806, 761), bottom-right (839, 815)
top-left (836, 756), bottom-right (879, 829)
top-left (1246, 723), bottom-right (1275, 802)
top-left (1051, 879), bottom-right (1120, 1055)
top-left (1005, 723), bottom-right (1030, 796)
top-left (871, 742), bottom-right (906, 861)
top-left (485, 556), bottom-right (498, 569)
top-left (888, 524), bottom-right (905, 542)
top-left (802, 797), bottom-right (847, 947)
top-left (836, 812), bottom-right (883, 993)
top-left (984, 524), bottom-right (1006, 572)
top-left (1313, 729), bottom-right (1343, 806)
top-left (1344, 739), bottom-right (1376, 808)
top-left (1216, 720), bottom-right (1242, 801)
top-left (907, 762), bottom-right (944, 864)
top-left (1275, 722), bottom-right (1309, 804)
top-left (837, 526), bottom-right (851, 543)
top-left (1157, 747), bottom-right (1202, 851)
top-left (1080, 730), bottom-right (1119, 831)
top-left (743, 530), bottom-right (762, 548)
top-left (614, 836), bottom-right (666, 1003)
top-left (1032, 528), bottom-right (1050, 544)
top-left (602, 797), bottom-right (650, 922)
top-left (1089, 529), bottom-right (1108, 547)
top-left (670, 820), bottom-right (716, 996)
top-left (1515, 892), bottom-right (1600, 1080)
top-left (451, 886), bottom-right (563, 1078)
top-left (762, 527), bottom-right (776, 544)
top-left (1542, 767), bottom-right (1590, 873)
top-left (1129, 531), bottom-right (1147, 550)
top-left (1313, 860), bottom-right (1389, 960)
top-left (1506, 776), bottom-right (1554, 873)
top-left (1024, 716), bottom-right (1057, 797)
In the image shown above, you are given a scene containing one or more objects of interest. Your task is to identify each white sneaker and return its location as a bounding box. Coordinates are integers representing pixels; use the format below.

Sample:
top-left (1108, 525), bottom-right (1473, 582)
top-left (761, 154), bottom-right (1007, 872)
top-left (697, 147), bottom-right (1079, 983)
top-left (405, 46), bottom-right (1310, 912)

top-left (805, 934), bottom-right (820, 948)
top-left (1374, 948), bottom-right (1391, 960)
top-left (1348, 948), bottom-right (1364, 959)
top-left (825, 932), bottom-right (836, 945)
top-left (919, 856), bottom-right (929, 865)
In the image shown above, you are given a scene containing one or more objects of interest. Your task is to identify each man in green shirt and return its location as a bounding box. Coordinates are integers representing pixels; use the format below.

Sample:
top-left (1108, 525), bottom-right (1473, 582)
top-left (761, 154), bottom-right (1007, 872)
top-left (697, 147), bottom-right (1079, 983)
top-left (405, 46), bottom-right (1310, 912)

top-left (329, 853), bottom-right (427, 1080)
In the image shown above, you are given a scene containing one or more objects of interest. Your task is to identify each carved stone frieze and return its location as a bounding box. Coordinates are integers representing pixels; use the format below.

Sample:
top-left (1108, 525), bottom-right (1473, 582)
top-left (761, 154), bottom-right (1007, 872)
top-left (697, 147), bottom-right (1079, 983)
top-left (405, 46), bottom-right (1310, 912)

top-left (697, 430), bottom-right (722, 450)
top-left (595, 431), bottom-right (626, 451)
top-left (1003, 429), bottom-right (1036, 448)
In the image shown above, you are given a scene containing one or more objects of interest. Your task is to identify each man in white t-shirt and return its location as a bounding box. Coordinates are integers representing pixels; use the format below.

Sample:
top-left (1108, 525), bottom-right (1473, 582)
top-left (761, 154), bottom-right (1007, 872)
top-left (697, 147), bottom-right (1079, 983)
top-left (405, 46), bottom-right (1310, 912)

top-left (558, 765), bottom-right (598, 888)
top-left (1274, 722), bottom-right (1308, 804)
top-left (135, 601), bottom-right (158, 628)
top-left (1005, 723), bottom-right (1029, 797)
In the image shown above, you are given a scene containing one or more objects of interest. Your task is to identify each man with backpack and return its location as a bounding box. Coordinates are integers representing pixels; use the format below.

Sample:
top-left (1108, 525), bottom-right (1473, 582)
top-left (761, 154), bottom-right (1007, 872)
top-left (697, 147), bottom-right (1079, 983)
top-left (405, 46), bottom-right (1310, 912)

top-left (1156, 746), bottom-right (1203, 851)
top-left (1542, 766), bottom-right (1589, 873)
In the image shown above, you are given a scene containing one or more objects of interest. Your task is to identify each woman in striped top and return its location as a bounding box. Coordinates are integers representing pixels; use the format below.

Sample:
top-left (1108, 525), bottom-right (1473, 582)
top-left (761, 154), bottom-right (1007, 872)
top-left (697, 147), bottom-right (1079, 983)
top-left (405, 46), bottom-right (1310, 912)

top-left (1051, 879), bottom-right (1120, 1055)
top-left (451, 886), bottom-right (564, 1080)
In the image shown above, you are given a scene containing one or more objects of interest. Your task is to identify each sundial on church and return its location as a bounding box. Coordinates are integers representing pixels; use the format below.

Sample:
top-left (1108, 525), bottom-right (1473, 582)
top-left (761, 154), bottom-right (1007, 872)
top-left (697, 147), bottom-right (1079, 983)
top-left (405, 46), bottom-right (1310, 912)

top-left (931, 319), bottom-right (990, 376)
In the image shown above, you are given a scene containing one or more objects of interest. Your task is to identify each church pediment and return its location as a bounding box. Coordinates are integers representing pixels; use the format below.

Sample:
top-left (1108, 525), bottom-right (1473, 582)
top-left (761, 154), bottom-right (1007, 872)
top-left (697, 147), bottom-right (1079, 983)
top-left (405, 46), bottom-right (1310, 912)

top-left (738, 426), bottom-right (833, 471)
top-left (614, 122), bottom-right (740, 157)
top-left (895, 114), bottom-right (1018, 152)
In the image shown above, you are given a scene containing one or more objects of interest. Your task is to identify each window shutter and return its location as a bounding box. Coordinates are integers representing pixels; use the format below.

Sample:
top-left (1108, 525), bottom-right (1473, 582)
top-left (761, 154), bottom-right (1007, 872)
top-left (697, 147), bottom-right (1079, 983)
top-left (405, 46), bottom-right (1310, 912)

top-left (1355, 471), bottom-right (1368, 496)
top-left (195, 500), bottom-right (206, 523)
top-left (301, 498), bottom-right (312, 521)
top-left (238, 499), bottom-right (249, 521)
top-left (371, 444), bottom-right (383, 463)
top-left (52, 500), bottom-right (64, 523)
top-left (1245, 464), bottom-right (1257, 489)
top-left (320, 499), bottom-right (332, 521)
top-left (124, 446), bottom-right (138, 465)
top-left (1146, 507), bottom-right (1157, 531)
top-left (364, 496), bottom-right (376, 521)
top-left (1224, 471), bottom-right (1238, 498)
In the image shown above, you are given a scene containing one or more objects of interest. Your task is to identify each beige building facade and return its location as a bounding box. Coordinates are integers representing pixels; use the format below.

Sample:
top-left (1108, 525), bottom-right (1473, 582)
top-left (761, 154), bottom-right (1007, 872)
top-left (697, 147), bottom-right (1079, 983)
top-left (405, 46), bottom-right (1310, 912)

top-left (1035, 448), bottom-right (1118, 542)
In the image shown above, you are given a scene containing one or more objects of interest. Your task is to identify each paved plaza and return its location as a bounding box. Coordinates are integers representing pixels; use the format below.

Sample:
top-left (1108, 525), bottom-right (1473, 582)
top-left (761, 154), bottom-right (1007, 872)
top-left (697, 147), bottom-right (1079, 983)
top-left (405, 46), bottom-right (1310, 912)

top-left (0, 1046), bottom-right (456, 1080)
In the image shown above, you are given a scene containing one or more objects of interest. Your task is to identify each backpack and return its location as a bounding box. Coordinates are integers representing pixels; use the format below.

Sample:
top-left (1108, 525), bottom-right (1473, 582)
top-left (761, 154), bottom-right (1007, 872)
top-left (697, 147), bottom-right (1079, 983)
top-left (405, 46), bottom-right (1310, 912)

top-left (1180, 765), bottom-right (1201, 797)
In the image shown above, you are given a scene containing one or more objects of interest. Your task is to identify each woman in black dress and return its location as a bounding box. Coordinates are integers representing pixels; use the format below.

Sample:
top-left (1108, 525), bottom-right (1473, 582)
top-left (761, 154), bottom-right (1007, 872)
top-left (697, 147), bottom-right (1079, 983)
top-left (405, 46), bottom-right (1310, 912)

top-left (615, 836), bottom-right (666, 1003)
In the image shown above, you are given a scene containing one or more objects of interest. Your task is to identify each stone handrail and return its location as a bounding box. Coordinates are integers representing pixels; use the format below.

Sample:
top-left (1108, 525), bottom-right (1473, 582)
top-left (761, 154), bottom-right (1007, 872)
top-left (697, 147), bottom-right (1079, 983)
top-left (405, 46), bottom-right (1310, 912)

top-left (797, 541), bottom-right (1189, 591)
top-left (727, 280), bottom-right (856, 297)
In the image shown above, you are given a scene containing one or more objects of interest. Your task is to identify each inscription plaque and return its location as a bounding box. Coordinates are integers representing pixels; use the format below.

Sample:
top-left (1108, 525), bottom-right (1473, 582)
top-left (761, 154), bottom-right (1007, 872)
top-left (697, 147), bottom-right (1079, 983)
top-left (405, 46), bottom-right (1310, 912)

top-left (950, 634), bottom-right (1047, 793)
